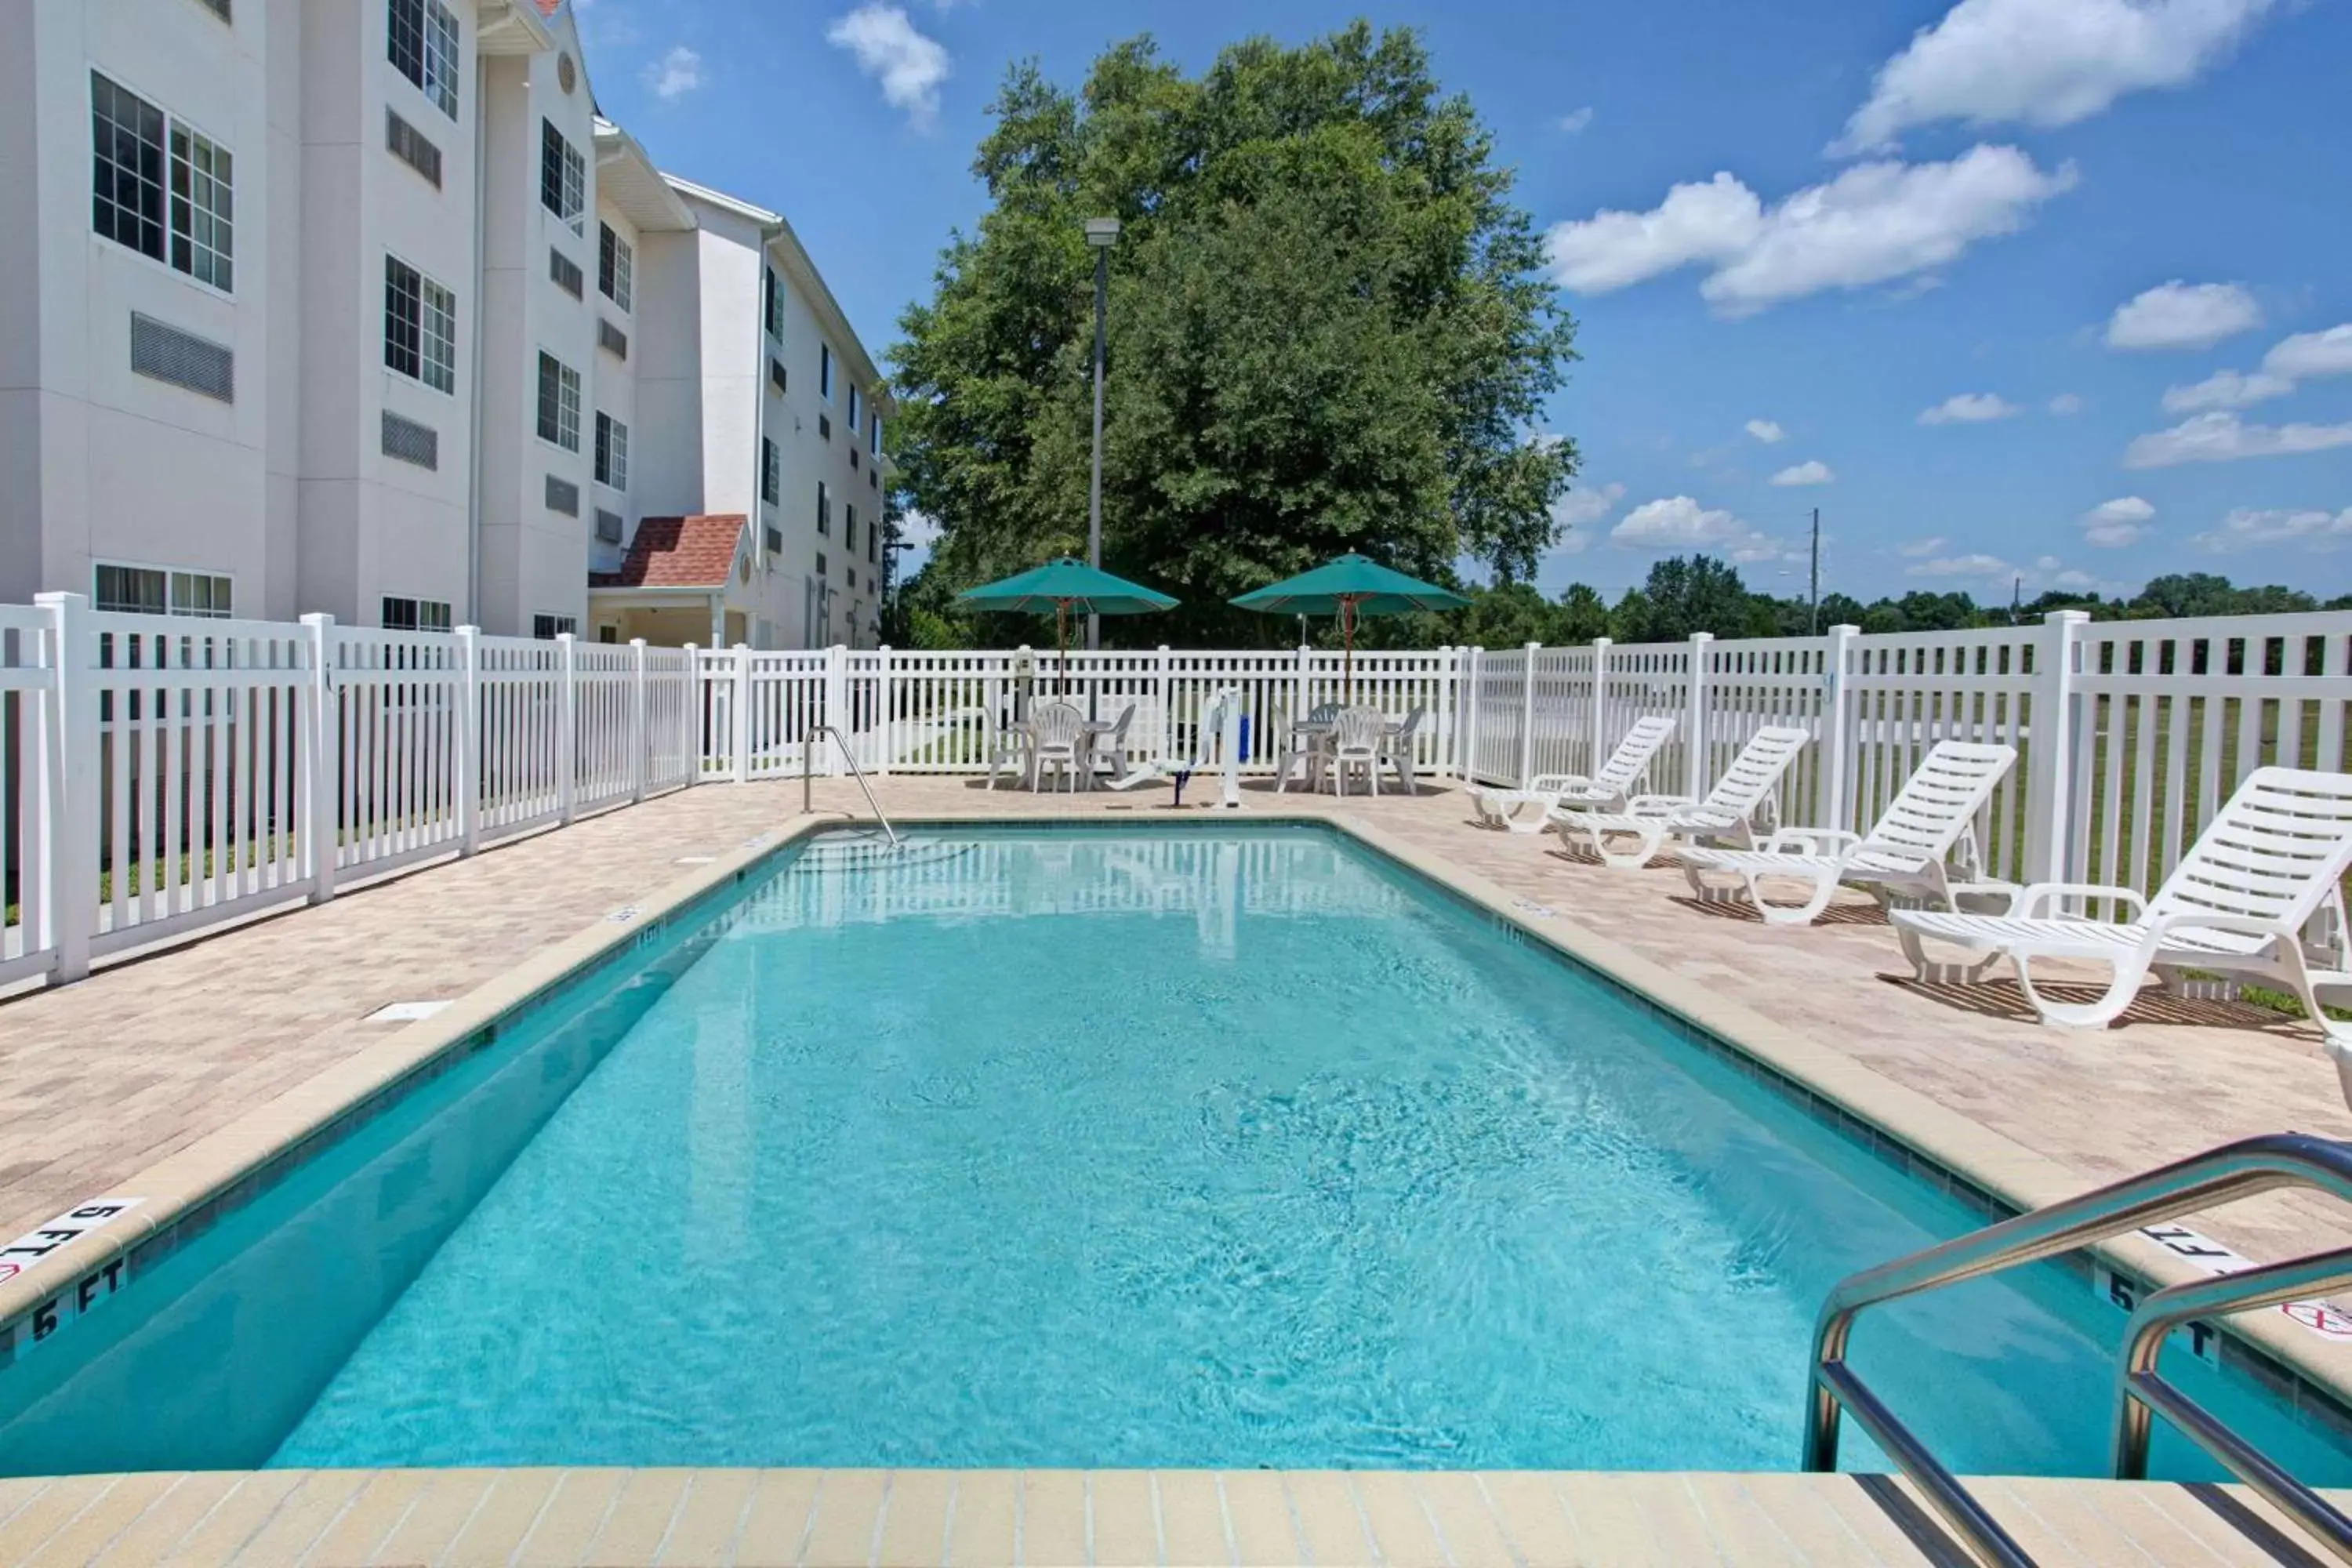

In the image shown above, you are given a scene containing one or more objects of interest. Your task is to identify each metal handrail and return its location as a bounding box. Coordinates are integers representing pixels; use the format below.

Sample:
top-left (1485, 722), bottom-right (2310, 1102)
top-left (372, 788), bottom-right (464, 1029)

top-left (1802, 1131), bottom-right (2352, 1568)
top-left (801, 724), bottom-right (900, 846)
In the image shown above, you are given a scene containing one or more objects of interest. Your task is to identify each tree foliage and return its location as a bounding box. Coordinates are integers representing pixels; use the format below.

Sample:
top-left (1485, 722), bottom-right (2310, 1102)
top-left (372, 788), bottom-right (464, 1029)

top-left (890, 24), bottom-right (1578, 644)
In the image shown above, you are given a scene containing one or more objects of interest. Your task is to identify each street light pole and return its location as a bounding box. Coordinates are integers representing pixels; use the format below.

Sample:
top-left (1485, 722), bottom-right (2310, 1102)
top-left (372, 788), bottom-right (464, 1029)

top-left (1083, 217), bottom-right (1120, 650)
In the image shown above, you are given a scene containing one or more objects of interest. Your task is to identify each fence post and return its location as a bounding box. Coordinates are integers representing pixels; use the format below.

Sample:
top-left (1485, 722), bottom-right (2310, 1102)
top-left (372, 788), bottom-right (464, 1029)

top-left (299, 614), bottom-right (338, 906)
top-left (681, 643), bottom-right (700, 786)
top-left (1684, 631), bottom-right (1714, 798)
top-left (825, 644), bottom-right (849, 775)
top-left (1156, 645), bottom-right (1173, 767)
top-left (1589, 636), bottom-right (1612, 778)
top-left (1517, 641), bottom-right (1541, 786)
top-left (1295, 643), bottom-right (1311, 732)
top-left (731, 644), bottom-right (752, 783)
top-left (1434, 646), bottom-right (1456, 779)
top-left (33, 593), bottom-right (96, 983)
top-left (555, 633), bottom-right (579, 825)
top-left (630, 638), bottom-right (649, 802)
top-left (876, 644), bottom-right (895, 776)
top-left (455, 626), bottom-right (483, 855)
top-left (1820, 624), bottom-right (1859, 833)
top-left (1462, 647), bottom-right (1483, 781)
top-left (2024, 609), bottom-right (2091, 884)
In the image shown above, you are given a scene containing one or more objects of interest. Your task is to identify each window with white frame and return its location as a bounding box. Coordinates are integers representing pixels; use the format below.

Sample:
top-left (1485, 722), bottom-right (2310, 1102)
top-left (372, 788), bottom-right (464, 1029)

top-left (848, 384), bottom-right (861, 433)
top-left (598, 223), bottom-right (632, 310)
top-left (95, 563), bottom-right (232, 618)
top-left (387, 0), bottom-right (460, 119)
top-left (593, 412), bottom-right (628, 490)
top-left (537, 351), bottom-right (580, 450)
top-left (539, 119), bottom-right (584, 234)
top-left (93, 74), bottom-right (234, 292)
top-left (818, 342), bottom-right (833, 401)
top-left (761, 437), bottom-right (780, 505)
top-left (384, 255), bottom-right (456, 392)
top-left (532, 614), bottom-right (578, 640)
top-left (380, 596), bottom-right (452, 631)
top-left (870, 412), bottom-right (882, 458)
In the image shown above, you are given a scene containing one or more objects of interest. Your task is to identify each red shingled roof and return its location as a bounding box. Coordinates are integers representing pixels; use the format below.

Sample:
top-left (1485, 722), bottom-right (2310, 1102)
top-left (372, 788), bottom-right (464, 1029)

top-left (590, 515), bottom-right (746, 590)
top-left (534, 0), bottom-right (562, 15)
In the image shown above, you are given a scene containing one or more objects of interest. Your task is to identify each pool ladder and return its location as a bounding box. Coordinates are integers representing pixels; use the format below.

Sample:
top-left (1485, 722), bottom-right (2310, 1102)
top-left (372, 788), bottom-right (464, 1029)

top-left (1802, 1131), bottom-right (2352, 1566)
top-left (800, 724), bottom-right (900, 847)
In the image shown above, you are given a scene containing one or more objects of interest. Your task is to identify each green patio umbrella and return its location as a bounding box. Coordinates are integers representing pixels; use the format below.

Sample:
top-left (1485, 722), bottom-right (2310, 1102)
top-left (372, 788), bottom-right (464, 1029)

top-left (957, 557), bottom-right (1178, 692)
top-left (1229, 553), bottom-right (1469, 697)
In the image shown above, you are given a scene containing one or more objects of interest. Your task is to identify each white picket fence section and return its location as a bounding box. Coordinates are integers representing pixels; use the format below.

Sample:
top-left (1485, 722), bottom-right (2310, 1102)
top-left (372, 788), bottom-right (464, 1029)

top-left (5, 593), bottom-right (2350, 992)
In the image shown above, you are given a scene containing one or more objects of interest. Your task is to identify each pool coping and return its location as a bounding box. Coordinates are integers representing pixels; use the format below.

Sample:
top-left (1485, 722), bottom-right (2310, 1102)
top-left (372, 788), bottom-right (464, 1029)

top-left (5, 801), bottom-right (2352, 1457)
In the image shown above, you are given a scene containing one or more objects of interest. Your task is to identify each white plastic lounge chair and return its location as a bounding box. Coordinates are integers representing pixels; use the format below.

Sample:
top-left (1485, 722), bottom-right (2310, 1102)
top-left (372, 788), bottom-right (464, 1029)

top-left (1554, 724), bottom-right (1810, 870)
top-left (1468, 716), bottom-right (1676, 833)
top-left (1327, 707), bottom-right (1386, 797)
top-left (1275, 704), bottom-right (1343, 794)
top-left (1379, 707), bottom-right (1425, 794)
top-left (1679, 739), bottom-right (2017, 925)
top-left (1029, 702), bottom-right (1088, 792)
top-left (1892, 766), bottom-right (2352, 1045)
top-left (982, 706), bottom-right (1028, 789)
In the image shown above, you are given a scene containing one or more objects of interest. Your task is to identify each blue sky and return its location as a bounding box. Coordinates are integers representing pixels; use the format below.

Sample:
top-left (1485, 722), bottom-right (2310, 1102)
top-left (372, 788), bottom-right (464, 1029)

top-left (575, 0), bottom-right (2352, 604)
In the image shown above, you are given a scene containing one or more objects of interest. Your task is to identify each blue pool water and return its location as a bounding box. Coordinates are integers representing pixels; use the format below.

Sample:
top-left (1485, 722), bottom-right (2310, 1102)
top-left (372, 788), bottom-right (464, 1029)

top-left (2, 825), bottom-right (2347, 1479)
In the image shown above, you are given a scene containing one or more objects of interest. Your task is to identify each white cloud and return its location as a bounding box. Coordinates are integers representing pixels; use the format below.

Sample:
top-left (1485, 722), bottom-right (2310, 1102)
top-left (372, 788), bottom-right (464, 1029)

top-left (1553, 481), bottom-right (1624, 532)
top-left (1769, 460), bottom-right (1835, 487)
top-left (1744, 419), bottom-right (1786, 444)
top-left (2104, 280), bottom-right (2262, 350)
top-left (2263, 324), bottom-right (2352, 382)
top-left (644, 44), bottom-right (703, 100)
top-left (1544, 145), bottom-right (2074, 315)
top-left (826, 4), bottom-right (951, 129)
top-left (1835, 0), bottom-right (2278, 153)
top-left (2048, 393), bottom-right (2085, 416)
top-left (1908, 551), bottom-right (2016, 581)
top-left (2124, 411), bottom-right (2352, 468)
top-left (1918, 392), bottom-right (2022, 425)
top-left (2080, 495), bottom-right (2154, 546)
top-left (1558, 107), bottom-right (1594, 134)
top-left (2161, 368), bottom-right (2296, 412)
top-left (1609, 496), bottom-right (1792, 562)
top-left (1898, 536), bottom-right (1949, 557)
top-left (2191, 506), bottom-right (2352, 553)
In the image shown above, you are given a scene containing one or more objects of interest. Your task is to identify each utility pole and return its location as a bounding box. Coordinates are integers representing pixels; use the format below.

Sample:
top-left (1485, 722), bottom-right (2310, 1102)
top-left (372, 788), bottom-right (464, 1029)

top-left (1083, 217), bottom-right (1121, 650)
top-left (2012, 575), bottom-right (2023, 626)
top-left (1808, 507), bottom-right (1820, 635)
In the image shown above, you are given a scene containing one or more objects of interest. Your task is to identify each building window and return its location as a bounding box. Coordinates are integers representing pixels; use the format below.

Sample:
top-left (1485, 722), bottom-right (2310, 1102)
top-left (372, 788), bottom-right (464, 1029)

top-left (815, 553), bottom-right (827, 579)
top-left (818, 342), bottom-right (833, 401)
top-left (868, 517), bottom-right (878, 563)
top-left (597, 624), bottom-right (619, 644)
top-left (93, 75), bottom-right (234, 292)
top-left (593, 412), bottom-right (628, 490)
top-left (816, 480), bottom-right (831, 536)
top-left (760, 437), bottom-right (780, 505)
top-left (870, 412), bottom-right (882, 458)
top-left (848, 384), bottom-right (861, 434)
top-left (598, 223), bottom-right (632, 310)
top-left (532, 614), bottom-right (578, 640)
top-left (95, 563), bottom-right (232, 619)
top-left (381, 596), bottom-right (452, 632)
top-left (539, 119), bottom-right (584, 234)
top-left (384, 256), bottom-right (456, 392)
top-left (845, 503), bottom-right (858, 556)
top-left (763, 265), bottom-right (782, 340)
top-left (537, 351), bottom-right (580, 449)
top-left (387, 0), bottom-right (460, 120)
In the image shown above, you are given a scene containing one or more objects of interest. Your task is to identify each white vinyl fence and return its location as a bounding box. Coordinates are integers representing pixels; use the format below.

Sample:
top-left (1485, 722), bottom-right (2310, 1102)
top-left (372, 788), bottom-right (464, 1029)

top-left (5, 593), bottom-right (2350, 990)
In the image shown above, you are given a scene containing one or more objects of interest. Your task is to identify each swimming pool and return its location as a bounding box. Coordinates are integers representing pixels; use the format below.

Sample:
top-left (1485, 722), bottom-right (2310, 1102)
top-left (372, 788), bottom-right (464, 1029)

top-left (2, 822), bottom-right (2347, 1480)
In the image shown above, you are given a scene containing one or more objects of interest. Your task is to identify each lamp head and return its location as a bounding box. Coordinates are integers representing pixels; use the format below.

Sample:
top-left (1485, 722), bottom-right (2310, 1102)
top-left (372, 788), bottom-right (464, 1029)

top-left (1083, 217), bottom-right (1123, 248)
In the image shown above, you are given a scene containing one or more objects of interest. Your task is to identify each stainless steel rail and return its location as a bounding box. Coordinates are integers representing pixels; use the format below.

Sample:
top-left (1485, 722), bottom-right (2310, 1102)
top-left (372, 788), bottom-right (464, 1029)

top-left (801, 724), bottom-right (900, 846)
top-left (1802, 1131), bottom-right (2352, 1568)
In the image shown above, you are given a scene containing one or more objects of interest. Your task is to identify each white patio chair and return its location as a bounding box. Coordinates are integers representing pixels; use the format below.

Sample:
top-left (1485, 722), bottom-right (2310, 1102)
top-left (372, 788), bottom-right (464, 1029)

top-left (1468, 716), bottom-right (1676, 833)
top-left (1089, 702), bottom-right (1138, 784)
top-left (1379, 707), bottom-right (1425, 794)
top-left (1679, 739), bottom-right (2018, 925)
top-left (1555, 724), bottom-right (1810, 870)
top-left (1029, 702), bottom-right (1088, 793)
top-left (1327, 707), bottom-right (1386, 797)
top-left (1892, 766), bottom-right (2352, 1047)
top-left (1275, 703), bottom-right (1343, 794)
top-left (982, 706), bottom-right (1029, 789)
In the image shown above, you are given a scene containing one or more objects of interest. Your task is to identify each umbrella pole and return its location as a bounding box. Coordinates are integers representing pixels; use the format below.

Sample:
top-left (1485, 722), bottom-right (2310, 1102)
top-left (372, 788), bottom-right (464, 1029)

top-left (1343, 598), bottom-right (1356, 703)
top-left (1057, 601), bottom-right (1069, 695)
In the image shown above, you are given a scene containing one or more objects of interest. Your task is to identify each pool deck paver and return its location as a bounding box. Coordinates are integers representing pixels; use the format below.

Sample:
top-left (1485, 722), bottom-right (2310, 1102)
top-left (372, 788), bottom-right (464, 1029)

top-left (9, 776), bottom-right (2352, 1566)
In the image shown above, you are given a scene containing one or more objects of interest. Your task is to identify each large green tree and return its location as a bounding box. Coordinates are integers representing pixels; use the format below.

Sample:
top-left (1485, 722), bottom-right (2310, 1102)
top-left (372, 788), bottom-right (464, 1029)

top-left (890, 24), bottom-right (1579, 644)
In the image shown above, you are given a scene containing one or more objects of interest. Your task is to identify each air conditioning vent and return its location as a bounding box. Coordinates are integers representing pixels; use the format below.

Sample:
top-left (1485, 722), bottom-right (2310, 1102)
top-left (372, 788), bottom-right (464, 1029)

top-left (381, 410), bottom-right (439, 470)
top-left (769, 358), bottom-right (787, 394)
top-left (817, 413), bottom-right (831, 441)
top-left (550, 248), bottom-right (584, 299)
top-left (545, 474), bottom-right (580, 515)
top-left (594, 507), bottom-right (623, 543)
top-left (850, 448), bottom-right (860, 470)
top-left (764, 526), bottom-right (783, 554)
top-left (386, 110), bottom-right (442, 189)
top-left (597, 318), bottom-right (628, 359)
top-left (129, 313), bottom-right (234, 401)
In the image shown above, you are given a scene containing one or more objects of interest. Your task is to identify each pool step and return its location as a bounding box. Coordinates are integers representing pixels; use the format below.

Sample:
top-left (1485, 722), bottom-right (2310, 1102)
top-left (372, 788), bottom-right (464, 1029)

top-left (786, 833), bottom-right (971, 873)
top-left (0, 1469), bottom-right (2335, 1566)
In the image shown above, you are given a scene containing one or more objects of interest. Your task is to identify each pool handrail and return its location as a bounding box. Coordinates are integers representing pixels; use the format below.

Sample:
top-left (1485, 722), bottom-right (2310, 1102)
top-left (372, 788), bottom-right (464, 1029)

top-left (801, 724), bottom-right (901, 846)
top-left (1801, 1130), bottom-right (2352, 1568)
